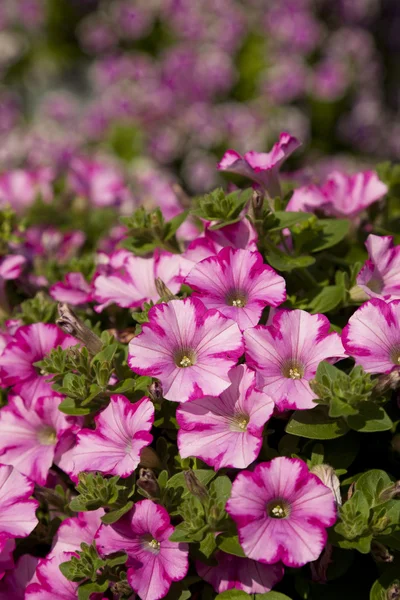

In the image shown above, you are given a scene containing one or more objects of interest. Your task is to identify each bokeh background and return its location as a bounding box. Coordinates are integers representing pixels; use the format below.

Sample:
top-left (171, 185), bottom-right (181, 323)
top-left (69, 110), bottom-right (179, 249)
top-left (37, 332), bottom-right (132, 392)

top-left (0, 0), bottom-right (399, 196)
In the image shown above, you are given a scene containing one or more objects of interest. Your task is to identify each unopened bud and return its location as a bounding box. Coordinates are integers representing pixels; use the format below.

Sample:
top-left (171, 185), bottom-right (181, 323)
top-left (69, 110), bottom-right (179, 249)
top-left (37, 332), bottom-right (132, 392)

top-left (155, 278), bottom-right (176, 301)
top-left (371, 540), bottom-right (394, 563)
top-left (251, 189), bottom-right (265, 218)
top-left (349, 285), bottom-right (369, 303)
top-left (139, 446), bottom-right (161, 469)
top-left (149, 380), bottom-right (163, 403)
top-left (311, 464), bottom-right (342, 506)
top-left (387, 583), bottom-right (400, 600)
top-left (375, 370), bottom-right (400, 394)
top-left (184, 470), bottom-right (208, 502)
top-left (57, 303), bottom-right (102, 355)
top-left (137, 468), bottom-right (160, 499)
top-left (379, 481), bottom-right (400, 503)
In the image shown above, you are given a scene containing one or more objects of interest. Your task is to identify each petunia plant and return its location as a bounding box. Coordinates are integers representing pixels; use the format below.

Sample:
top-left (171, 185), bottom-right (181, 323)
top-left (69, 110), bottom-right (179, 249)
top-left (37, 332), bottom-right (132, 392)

top-left (0, 135), bottom-right (398, 600)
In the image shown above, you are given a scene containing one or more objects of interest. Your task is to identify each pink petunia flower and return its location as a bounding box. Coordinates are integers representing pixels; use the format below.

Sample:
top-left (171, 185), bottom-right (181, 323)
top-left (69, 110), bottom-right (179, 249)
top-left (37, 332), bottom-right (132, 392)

top-left (93, 250), bottom-right (185, 313)
top-left (0, 394), bottom-right (77, 485)
top-left (50, 272), bottom-right (93, 305)
top-left (244, 309), bottom-right (346, 410)
top-left (0, 464), bottom-right (39, 553)
top-left (0, 323), bottom-right (77, 405)
top-left (185, 247), bottom-right (286, 330)
top-left (96, 500), bottom-right (189, 600)
top-left (342, 298), bottom-right (400, 373)
top-left (67, 395), bottom-right (154, 478)
top-left (321, 171), bottom-right (388, 219)
top-left (177, 365), bottom-right (274, 469)
top-left (217, 132), bottom-right (301, 196)
top-left (68, 156), bottom-right (130, 207)
top-left (0, 554), bottom-right (38, 600)
top-left (196, 551), bottom-right (284, 595)
top-left (356, 235), bottom-right (400, 301)
top-left (25, 552), bottom-right (78, 600)
top-left (287, 171), bottom-right (388, 219)
top-left (0, 540), bottom-right (15, 580)
top-left (128, 298), bottom-right (244, 403)
top-left (0, 254), bottom-right (26, 311)
top-left (0, 167), bottom-right (54, 213)
top-left (226, 457), bottom-right (337, 567)
top-left (48, 509), bottom-right (104, 559)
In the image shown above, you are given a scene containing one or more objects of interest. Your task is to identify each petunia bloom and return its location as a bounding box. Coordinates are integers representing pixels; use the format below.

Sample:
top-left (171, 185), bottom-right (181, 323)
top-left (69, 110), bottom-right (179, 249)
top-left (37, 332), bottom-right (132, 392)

top-left (96, 500), bottom-right (189, 600)
top-left (50, 272), bottom-right (93, 305)
top-left (177, 365), bottom-right (274, 469)
top-left (185, 247), bottom-right (286, 330)
top-left (48, 509), bottom-right (104, 559)
top-left (0, 394), bottom-right (77, 485)
top-left (128, 298), bottom-right (244, 403)
top-left (0, 464), bottom-right (38, 553)
top-left (0, 323), bottom-right (77, 405)
top-left (287, 171), bottom-right (387, 219)
top-left (226, 457), bottom-right (336, 567)
top-left (196, 551), bottom-right (283, 595)
top-left (93, 250), bottom-right (184, 312)
top-left (25, 552), bottom-right (78, 600)
top-left (342, 298), bottom-right (400, 373)
top-left (244, 309), bottom-right (346, 410)
top-left (218, 132), bottom-right (301, 196)
top-left (67, 395), bottom-right (154, 478)
top-left (0, 554), bottom-right (38, 600)
top-left (68, 157), bottom-right (129, 207)
top-left (356, 234), bottom-right (400, 301)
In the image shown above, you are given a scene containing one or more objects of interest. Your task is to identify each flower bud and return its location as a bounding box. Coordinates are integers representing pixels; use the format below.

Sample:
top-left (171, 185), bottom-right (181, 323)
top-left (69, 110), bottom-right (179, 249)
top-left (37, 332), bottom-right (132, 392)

top-left (139, 446), bottom-right (162, 469)
top-left (388, 583), bottom-right (400, 600)
top-left (375, 370), bottom-right (400, 394)
top-left (311, 464), bottom-right (342, 506)
top-left (155, 278), bottom-right (175, 301)
top-left (137, 468), bottom-right (160, 499)
top-left (149, 380), bottom-right (163, 403)
top-left (370, 540), bottom-right (394, 563)
top-left (184, 470), bottom-right (208, 502)
top-left (379, 481), bottom-right (400, 503)
top-left (57, 303), bottom-right (102, 355)
top-left (349, 285), bottom-right (369, 303)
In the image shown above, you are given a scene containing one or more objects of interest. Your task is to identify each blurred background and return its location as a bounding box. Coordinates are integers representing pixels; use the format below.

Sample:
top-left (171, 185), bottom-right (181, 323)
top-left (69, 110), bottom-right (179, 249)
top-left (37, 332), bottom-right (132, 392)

top-left (0, 0), bottom-right (399, 196)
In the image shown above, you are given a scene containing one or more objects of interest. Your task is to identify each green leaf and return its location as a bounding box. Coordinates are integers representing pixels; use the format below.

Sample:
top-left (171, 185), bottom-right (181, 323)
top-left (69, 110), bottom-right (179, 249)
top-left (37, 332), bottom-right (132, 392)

top-left (303, 219), bottom-right (350, 253)
top-left (256, 593), bottom-right (294, 600)
top-left (266, 251), bottom-right (316, 272)
top-left (308, 285), bottom-right (345, 314)
top-left (355, 470), bottom-right (392, 508)
top-left (346, 405), bottom-right (393, 433)
top-left (217, 534), bottom-right (246, 557)
top-left (215, 591), bottom-right (250, 599)
top-left (100, 501), bottom-right (134, 524)
top-left (58, 397), bottom-right (91, 416)
top-left (164, 211), bottom-right (189, 240)
top-left (209, 476), bottom-right (232, 506)
top-left (198, 531), bottom-right (218, 559)
top-left (92, 343), bottom-right (119, 363)
top-left (77, 580), bottom-right (109, 600)
top-left (267, 211), bottom-right (313, 232)
top-left (286, 406), bottom-right (349, 439)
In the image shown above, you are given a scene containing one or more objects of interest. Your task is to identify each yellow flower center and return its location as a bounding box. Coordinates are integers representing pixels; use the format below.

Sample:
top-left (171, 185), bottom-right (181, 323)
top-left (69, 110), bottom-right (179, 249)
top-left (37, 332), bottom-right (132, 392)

top-left (282, 360), bottom-right (304, 380)
top-left (267, 499), bottom-right (290, 519)
top-left (179, 355), bottom-right (193, 367)
top-left (289, 367), bottom-right (302, 379)
top-left (38, 426), bottom-right (57, 446)
top-left (229, 413), bottom-right (250, 432)
top-left (149, 539), bottom-right (160, 550)
top-left (232, 298), bottom-right (245, 308)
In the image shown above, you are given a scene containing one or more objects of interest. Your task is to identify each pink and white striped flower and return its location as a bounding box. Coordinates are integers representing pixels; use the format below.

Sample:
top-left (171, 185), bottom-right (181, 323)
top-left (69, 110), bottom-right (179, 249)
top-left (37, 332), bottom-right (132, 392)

top-left (218, 133), bottom-right (301, 195)
top-left (25, 552), bottom-right (78, 600)
top-left (342, 298), bottom-right (400, 373)
top-left (226, 457), bottom-right (337, 567)
top-left (0, 394), bottom-right (76, 485)
top-left (0, 323), bottom-right (77, 405)
top-left (96, 500), bottom-right (189, 600)
top-left (50, 272), bottom-right (92, 305)
top-left (357, 235), bottom-right (400, 301)
top-left (93, 250), bottom-right (184, 312)
top-left (177, 365), bottom-right (274, 469)
top-left (185, 247), bottom-right (286, 330)
top-left (0, 464), bottom-right (38, 553)
top-left (196, 551), bottom-right (284, 595)
top-left (244, 309), bottom-right (346, 410)
top-left (48, 509), bottom-right (104, 559)
top-left (128, 298), bottom-right (244, 403)
top-left (67, 395), bottom-right (154, 478)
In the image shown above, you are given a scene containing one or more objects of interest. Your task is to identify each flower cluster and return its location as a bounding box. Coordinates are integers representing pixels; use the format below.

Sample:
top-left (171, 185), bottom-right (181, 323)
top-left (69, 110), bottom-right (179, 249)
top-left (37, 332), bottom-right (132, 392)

top-left (0, 116), bottom-right (398, 600)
